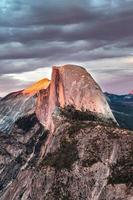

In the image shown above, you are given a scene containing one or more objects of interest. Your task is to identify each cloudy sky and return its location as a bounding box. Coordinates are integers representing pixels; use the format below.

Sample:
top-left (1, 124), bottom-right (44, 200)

top-left (0, 0), bottom-right (133, 96)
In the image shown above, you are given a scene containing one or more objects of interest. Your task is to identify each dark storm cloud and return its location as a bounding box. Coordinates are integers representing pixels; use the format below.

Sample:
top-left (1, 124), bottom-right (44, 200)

top-left (0, 59), bottom-right (39, 75)
top-left (1, 9), bottom-right (133, 44)
top-left (0, 1), bottom-right (133, 45)
top-left (0, 0), bottom-right (133, 43)
top-left (0, 0), bottom-right (99, 27)
top-left (0, 40), bottom-right (107, 60)
top-left (0, 0), bottom-right (133, 95)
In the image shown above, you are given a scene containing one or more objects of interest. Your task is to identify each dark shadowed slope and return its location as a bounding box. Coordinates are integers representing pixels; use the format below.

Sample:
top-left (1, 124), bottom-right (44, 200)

top-left (0, 107), bottom-right (132, 200)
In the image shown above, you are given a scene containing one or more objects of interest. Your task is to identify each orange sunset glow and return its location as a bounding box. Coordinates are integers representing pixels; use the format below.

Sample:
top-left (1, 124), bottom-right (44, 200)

top-left (23, 78), bottom-right (51, 95)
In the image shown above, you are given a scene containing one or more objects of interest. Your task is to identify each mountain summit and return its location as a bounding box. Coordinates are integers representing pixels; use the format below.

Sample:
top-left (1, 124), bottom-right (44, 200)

top-left (36, 65), bottom-right (116, 131)
top-left (0, 64), bottom-right (116, 134)
top-left (0, 65), bottom-right (132, 200)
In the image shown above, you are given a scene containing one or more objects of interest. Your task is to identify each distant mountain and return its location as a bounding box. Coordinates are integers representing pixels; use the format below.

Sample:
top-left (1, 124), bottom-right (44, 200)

top-left (105, 92), bottom-right (133, 130)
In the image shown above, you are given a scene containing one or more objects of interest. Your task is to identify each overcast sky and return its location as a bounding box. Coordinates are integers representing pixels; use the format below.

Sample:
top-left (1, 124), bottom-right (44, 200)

top-left (0, 0), bottom-right (133, 96)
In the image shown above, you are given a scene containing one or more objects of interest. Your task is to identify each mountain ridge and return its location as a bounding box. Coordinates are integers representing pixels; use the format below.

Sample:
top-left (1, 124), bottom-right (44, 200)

top-left (23, 78), bottom-right (50, 95)
top-left (0, 65), bottom-right (132, 200)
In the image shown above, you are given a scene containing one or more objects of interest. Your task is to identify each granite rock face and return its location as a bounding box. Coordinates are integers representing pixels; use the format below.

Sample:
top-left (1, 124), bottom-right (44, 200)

top-left (0, 111), bottom-right (132, 200)
top-left (36, 65), bottom-right (116, 131)
top-left (0, 65), bottom-right (116, 134)
top-left (0, 91), bottom-right (36, 134)
top-left (0, 65), bottom-right (132, 200)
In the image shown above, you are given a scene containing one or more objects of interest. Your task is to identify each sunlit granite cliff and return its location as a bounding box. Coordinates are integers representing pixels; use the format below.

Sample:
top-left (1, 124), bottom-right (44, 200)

top-left (36, 65), bottom-right (116, 131)
top-left (23, 78), bottom-right (50, 95)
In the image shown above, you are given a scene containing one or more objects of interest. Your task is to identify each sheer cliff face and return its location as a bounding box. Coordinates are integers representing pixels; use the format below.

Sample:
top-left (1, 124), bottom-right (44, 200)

top-left (36, 65), bottom-right (116, 131)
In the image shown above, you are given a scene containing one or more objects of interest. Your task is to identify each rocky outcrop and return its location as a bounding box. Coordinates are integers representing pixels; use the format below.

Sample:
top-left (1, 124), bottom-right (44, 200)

top-left (0, 91), bottom-right (36, 134)
top-left (23, 78), bottom-right (50, 95)
top-left (0, 109), bottom-right (132, 200)
top-left (0, 65), bottom-right (116, 134)
top-left (36, 65), bottom-right (116, 131)
top-left (0, 64), bottom-right (132, 200)
top-left (0, 78), bottom-right (50, 134)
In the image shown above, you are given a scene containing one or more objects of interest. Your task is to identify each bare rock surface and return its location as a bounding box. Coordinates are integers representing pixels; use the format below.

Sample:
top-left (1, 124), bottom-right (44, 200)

top-left (0, 91), bottom-right (36, 133)
top-left (0, 111), bottom-right (132, 200)
top-left (0, 65), bottom-right (132, 200)
top-left (36, 65), bottom-right (116, 131)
